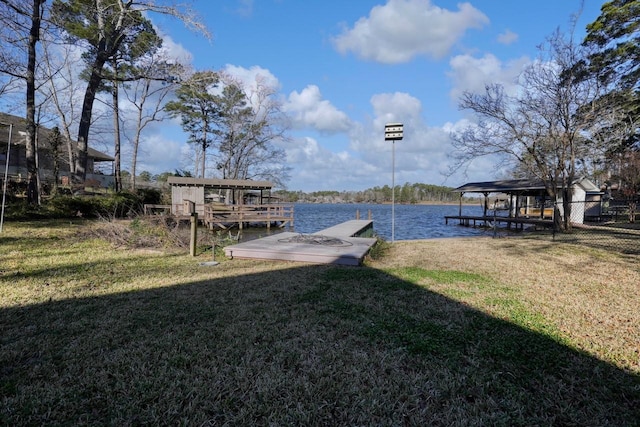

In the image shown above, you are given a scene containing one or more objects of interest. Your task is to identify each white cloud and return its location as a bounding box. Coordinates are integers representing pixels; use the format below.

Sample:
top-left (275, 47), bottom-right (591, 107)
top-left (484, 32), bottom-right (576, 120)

top-left (233, 0), bottom-right (254, 17)
top-left (497, 29), bottom-right (518, 45)
top-left (283, 136), bottom-right (381, 190)
top-left (133, 134), bottom-right (186, 175)
top-left (341, 92), bottom-right (477, 189)
top-left (158, 33), bottom-right (193, 65)
top-left (370, 92), bottom-right (422, 125)
top-left (332, 0), bottom-right (489, 64)
top-left (222, 64), bottom-right (281, 93)
top-left (283, 85), bottom-right (352, 132)
top-left (448, 53), bottom-right (530, 101)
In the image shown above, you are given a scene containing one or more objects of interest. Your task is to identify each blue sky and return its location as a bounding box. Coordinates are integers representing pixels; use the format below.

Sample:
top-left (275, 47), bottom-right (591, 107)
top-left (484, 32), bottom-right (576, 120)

top-left (134, 0), bottom-right (605, 192)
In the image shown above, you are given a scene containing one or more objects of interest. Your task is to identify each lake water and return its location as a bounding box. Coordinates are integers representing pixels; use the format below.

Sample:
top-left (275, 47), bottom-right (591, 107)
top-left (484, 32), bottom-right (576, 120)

top-left (289, 203), bottom-right (489, 241)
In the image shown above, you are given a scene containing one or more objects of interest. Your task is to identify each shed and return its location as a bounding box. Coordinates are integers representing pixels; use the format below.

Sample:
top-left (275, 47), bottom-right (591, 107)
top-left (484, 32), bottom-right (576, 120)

top-left (167, 177), bottom-right (274, 216)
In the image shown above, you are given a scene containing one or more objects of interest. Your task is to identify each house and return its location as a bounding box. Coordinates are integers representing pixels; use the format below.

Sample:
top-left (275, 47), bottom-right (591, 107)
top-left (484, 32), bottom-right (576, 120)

top-left (453, 177), bottom-right (604, 224)
top-left (0, 112), bottom-right (115, 189)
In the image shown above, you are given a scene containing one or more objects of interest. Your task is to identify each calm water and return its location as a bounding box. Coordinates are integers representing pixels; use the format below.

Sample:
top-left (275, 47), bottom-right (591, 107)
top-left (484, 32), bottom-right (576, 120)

top-left (289, 203), bottom-right (488, 241)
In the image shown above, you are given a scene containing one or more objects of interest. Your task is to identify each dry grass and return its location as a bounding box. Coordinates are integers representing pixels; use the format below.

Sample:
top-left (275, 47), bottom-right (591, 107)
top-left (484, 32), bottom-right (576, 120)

top-left (375, 237), bottom-right (640, 373)
top-left (1, 220), bottom-right (639, 426)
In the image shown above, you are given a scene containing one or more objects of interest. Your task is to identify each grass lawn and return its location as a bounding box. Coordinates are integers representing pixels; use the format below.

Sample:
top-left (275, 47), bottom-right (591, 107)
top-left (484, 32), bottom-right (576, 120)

top-left (1, 220), bottom-right (639, 426)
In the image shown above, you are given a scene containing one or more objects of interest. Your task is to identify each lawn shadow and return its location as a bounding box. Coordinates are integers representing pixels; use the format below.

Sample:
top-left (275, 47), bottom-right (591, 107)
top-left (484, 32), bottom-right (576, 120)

top-left (1, 263), bottom-right (638, 426)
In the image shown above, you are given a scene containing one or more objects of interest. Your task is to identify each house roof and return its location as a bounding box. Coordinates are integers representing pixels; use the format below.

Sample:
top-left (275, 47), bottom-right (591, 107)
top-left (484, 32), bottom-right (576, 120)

top-left (88, 148), bottom-right (115, 162)
top-left (167, 176), bottom-right (273, 190)
top-left (0, 112), bottom-right (114, 162)
top-left (454, 178), bottom-right (601, 195)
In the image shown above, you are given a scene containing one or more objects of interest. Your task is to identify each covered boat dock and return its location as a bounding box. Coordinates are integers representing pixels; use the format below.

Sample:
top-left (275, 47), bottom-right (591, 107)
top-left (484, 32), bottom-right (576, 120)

top-left (160, 177), bottom-right (294, 230)
top-left (445, 178), bottom-right (603, 230)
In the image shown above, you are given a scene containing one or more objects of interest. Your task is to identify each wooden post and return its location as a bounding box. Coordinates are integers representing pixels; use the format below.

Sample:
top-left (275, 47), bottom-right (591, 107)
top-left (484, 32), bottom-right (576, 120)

top-left (356, 209), bottom-right (360, 219)
top-left (190, 212), bottom-right (198, 257)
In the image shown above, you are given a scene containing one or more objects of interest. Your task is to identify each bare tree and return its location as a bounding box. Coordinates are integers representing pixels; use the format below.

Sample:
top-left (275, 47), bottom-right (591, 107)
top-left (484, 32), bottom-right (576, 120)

top-left (121, 56), bottom-right (183, 189)
top-left (110, 57), bottom-right (124, 190)
top-left (40, 39), bottom-right (84, 176)
top-left (0, 73), bottom-right (18, 100)
top-left (51, 0), bottom-right (208, 182)
top-left (452, 30), bottom-right (609, 231)
top-left (0, 0), bottom-right (48, 204)
top-left (213, 73), bottom-right (291, 187)
top-left (622, 152), bottom-right (640, 222)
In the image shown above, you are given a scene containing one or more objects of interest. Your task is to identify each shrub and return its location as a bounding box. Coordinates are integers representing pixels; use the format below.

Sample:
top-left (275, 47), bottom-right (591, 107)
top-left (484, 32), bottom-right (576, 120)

top-left (365, 236), bottom-right (390, 261)
top-left (136, 188), bottom-right (163, 205)
top-left (46, 195), bottom-right (98, 218)
top-left (45, 192), bottom-right (143, 219)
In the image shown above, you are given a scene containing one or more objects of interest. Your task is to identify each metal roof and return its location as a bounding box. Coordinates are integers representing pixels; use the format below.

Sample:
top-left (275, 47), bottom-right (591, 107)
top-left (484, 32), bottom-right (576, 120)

top-left (454, 179), bottom-right (547, 194)
top-left (454, 178), bottom-right (601, 194)
top-left (167, 176), bottom-right (273, 190)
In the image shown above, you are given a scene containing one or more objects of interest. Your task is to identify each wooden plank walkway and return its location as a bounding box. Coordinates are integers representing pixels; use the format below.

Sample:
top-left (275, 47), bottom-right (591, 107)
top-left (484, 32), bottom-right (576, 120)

top-left (313, 220), bottom-right (374, 237)
top-left (223, 220), bottom-right (376, 266)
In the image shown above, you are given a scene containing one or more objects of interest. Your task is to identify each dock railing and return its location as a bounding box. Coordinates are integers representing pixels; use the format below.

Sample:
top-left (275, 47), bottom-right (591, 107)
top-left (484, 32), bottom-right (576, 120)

top-left (204, 203), bottom-right (294, 230)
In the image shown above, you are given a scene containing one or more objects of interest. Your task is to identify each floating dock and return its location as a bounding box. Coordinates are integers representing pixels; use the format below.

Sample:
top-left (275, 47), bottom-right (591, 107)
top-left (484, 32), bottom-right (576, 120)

top-left (223, 220), bottom-right (376, 266)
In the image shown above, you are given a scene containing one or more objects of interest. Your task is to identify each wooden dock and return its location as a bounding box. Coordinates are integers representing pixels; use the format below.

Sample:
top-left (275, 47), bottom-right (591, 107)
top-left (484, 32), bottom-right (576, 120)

top-left (223, 220), bottom-right (377, 266)
top-left (445, 215), bottom-right (554, 230)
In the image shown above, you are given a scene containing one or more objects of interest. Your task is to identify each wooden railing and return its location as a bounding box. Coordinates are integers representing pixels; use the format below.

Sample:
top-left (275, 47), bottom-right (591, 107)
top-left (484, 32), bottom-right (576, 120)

top-left (203, 204), bottom-right (294, 230)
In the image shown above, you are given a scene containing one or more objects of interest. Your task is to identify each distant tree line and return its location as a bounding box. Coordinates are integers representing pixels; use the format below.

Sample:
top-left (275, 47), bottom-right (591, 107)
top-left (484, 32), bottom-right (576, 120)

top-left (274, 183), bottom-right (476, 204)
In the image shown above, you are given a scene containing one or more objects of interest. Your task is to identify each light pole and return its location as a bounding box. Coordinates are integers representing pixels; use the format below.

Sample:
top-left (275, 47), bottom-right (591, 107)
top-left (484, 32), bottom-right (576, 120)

top-left (384, 123), bottom-right (403, 243)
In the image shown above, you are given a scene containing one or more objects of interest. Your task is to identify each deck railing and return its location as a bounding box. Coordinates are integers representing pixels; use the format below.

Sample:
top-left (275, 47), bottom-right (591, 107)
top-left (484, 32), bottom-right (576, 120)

top-left (203, 203), bottom-right (294, 230)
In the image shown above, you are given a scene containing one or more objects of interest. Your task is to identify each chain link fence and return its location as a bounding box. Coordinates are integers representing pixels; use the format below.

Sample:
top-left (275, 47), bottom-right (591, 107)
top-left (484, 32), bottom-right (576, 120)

top-left (550, 200), bottom-right (640, 255)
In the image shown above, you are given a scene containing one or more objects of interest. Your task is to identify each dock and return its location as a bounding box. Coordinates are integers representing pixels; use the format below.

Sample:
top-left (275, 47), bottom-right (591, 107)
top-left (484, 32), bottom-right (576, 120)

top-left (223, 220), bottom-right (377, 266)
top-left (445, 215), bottom-right (554, 230)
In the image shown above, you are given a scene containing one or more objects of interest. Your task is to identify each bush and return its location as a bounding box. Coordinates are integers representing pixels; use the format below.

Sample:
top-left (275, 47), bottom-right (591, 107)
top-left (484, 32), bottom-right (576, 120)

top-left (2, 190), bottom-right (164, 221)
top-left (136, 188), bottom-right (163, 205)
top-left (365, 236), bottom-right (390, 261)
top-left (45, 192), bottom-right (143, 219)
top-left (1, 200), bottom-right (50, 220)
top-left (95, 192), bottom-right (141, 218)
top-left (47, 195), bottom-right (97, 218)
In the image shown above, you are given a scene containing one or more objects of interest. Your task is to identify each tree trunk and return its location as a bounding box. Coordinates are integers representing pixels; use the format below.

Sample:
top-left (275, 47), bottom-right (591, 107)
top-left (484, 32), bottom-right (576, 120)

top-left (75, 55), bottom-right (108, 182)
top-left (112, 60), bottom-right (122, 192)
top-left (130, 110), bottom-right (144, 190)
top-left (560, 187), bottom-right (573, 232)
top-left (553, 204), bottom-right (563, 232)
top-left (25, 0), bottom-right (44, 205)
